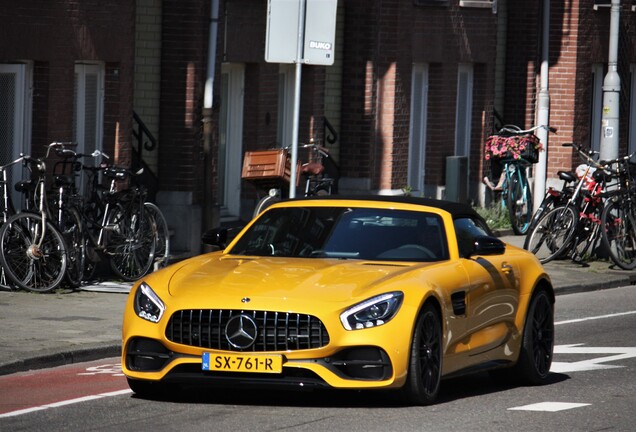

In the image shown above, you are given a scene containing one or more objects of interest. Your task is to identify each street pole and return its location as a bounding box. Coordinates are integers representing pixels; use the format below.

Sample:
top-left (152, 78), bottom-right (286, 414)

top-left (534, 0), bottom-right (551, 212)
top-left (202, 0), bottom-right (220, 247)
top-left (289, 0), bottom-right (307, 199)
top-left (600, 0), bottom-right (621, 162)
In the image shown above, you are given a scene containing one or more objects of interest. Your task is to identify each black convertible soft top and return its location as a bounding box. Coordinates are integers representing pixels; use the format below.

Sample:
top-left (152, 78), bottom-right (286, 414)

top-left (290, 195), bottom-right (481, 220)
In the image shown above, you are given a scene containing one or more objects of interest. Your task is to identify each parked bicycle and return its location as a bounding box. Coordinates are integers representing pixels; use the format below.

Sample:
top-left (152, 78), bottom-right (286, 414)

top-left (524, 142), bottom-right (614, 264)
top-left (483, 124), bottom-right (556, 235)
top-left (599, 150), bottom-right (636, 269)
top-left (0, 144), bottom-right (69, 292)
top-left (244, 141), bottom-right (340, 218)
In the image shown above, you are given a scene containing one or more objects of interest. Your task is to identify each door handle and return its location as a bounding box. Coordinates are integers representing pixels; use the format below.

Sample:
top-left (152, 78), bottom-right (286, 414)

top-left (501, 263), bottom-right (513, 273)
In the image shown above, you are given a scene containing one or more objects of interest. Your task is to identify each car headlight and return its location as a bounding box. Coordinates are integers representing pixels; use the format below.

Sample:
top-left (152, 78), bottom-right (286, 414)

top-left (340, 292), bottom-right (404, 330)
top-left (134, 282), bottom-right (165, 323)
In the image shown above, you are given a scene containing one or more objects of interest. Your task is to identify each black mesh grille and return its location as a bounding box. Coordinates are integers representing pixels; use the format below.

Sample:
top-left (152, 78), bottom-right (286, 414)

top-left (165, 310), bottom-right (330, 352)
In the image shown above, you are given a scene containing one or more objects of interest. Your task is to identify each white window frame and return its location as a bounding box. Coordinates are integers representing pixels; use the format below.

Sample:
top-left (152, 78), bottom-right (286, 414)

top-left (591, 63), bottom-right (604, 154)
top-left (277, 64), bottom-right (295, 148)
top-left (74, 63), bottom-right (104, 156)
top-left (0, 63), bottom-right (32, 206)
top-left (629, 64), bottom-right (636, 160)
top-left (455, 63), bottom-right (474, 157)
top-left (219, 63), bottom-right (245, 218)
top-left (408, 63), bottom-right (429, 194)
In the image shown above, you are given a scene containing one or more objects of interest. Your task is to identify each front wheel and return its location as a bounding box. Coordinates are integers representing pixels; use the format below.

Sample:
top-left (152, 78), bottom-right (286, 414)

top-left (0, 213), bottom-right (68, 293)
top-left (145, 202), bottom-right (170, 269)
top-left (601, 199), bottom-right (636, 270)
top-left (399, 302), bottom-right (442, 406)
top-left (507, 169), bottom-right (533, 235)
top-left (106, 203), bottom-right (156, 281)
top-left (524, 204), bottom-right (577, 263)
top-left (514, 289), bottom-right (554, 384)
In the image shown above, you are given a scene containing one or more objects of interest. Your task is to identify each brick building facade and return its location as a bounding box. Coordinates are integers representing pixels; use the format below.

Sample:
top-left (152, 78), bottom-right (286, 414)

top-left (4, 1), bottom-right (636, 257)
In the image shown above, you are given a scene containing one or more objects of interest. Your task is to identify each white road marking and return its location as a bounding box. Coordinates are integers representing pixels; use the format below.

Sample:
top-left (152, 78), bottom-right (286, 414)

top-left (509, 402), bottom-right (590, 412)
top-left (0, 389), bottom-right (132, 418)
top-left (555, 310), bottom-right (636, 326)
top-left (550, 344), bottom-right (636, 373)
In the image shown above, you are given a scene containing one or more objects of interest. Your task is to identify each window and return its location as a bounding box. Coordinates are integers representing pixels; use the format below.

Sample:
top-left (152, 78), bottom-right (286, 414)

top-left (409, 64), bottom-right (429, 194)
top-left (0, 63), bottom-right (32, 205)
top-left (455, 64), bottom-right (474, 157)
top-left (73, 63), bottom-right (104, 156)
top-left (590, 63), bottom-right (604, 154)
top-left (459, 1), bottom-right (495, 9)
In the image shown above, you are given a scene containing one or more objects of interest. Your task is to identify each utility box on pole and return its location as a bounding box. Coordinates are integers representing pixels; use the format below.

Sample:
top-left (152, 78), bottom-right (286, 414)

top-left (445, 156), bottom-right (468, 203)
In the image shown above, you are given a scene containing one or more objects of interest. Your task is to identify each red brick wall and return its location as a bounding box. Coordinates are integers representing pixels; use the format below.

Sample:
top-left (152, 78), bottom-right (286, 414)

top-left (158, 0), bottom-right (210, 201)
top-left (506, 0), bottom-right (636, 178)
top-left (0, 0), bottom-right (135, 161)
top-left (340, 0), bottom-right (497, 191)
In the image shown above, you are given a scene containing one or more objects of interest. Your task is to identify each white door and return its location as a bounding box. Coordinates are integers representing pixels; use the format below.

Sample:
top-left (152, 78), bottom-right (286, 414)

top-left (409, 64), bottom-right (429, 194)
top-left (0, 63), bottom-right (32, 207)
top-left (219, 63), bottom-right (245, 218)
top-left (74, 63), bottom-right (104, 157)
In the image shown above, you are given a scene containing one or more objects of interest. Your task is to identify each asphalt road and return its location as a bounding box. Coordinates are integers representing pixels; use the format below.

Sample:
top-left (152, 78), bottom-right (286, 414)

top-left (1, 286), bottom-right (635, 431)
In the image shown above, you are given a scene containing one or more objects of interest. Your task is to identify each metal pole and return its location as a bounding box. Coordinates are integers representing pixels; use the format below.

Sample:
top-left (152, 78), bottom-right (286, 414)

top-left (202, 0), bottom-right (220, 244)
top-left (600, 0), bottom-right (621, 162)
top-left (289, 0), bottom-right (306, 199)
top-left (534, 0), bottom-right (551, 212)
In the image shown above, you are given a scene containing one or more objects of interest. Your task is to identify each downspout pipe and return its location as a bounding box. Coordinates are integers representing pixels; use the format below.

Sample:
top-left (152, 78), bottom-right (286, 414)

top-left (202, 0), bottom-right (220, 244)
top-left (600, 0), bottom-right (621, 162)
top-left (534, 0), bottom-right (551, 212)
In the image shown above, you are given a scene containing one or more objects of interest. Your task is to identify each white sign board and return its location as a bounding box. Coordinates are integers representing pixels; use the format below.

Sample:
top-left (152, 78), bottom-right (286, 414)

top-left (265, 0), bottom-right (338, 66)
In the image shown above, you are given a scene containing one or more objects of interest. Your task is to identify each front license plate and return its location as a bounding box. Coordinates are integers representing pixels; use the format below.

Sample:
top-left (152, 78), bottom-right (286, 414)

top-left (202, 352), bottom-right (283, 374)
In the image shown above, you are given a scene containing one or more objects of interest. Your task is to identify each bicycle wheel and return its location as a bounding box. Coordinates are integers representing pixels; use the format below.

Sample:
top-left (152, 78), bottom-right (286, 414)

top-left (0, 213), bottom-right (68, 292)
top-left (106, 202), bottom-right (156, 281)
top-left (600, 199), bottom-right (636, 270)
top-left (144, 202), bottom-right (170, 269)
top-left (524, 204), bottom-right (577, 264)
top-left (59, 206), bottom-right (85, 287)
top-left (507, 166), bottom-right (533, 235)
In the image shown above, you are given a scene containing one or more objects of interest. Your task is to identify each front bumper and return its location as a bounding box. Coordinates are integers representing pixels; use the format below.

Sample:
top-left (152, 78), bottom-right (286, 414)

top-left (123, 336), bottom-right (398, 390)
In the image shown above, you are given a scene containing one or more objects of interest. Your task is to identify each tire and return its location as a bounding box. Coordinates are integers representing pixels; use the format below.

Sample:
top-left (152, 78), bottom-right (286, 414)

top-left (0, 213), bottom-right (68, 293)
top-left (512, 289), bottom-right (554, 384)
top-left (399, 302), bottom-right (442, 406)
top-left (106, 202), bottom-right (156, 281)
top-left (528, 194), bottom-right (556, 232)
top-left (145, 202), bottom-right (170, 269)
top-left (601, 199), bottom-right (636, 270)
top-left (524, 204), bottom-right (577, 263)
top-left (59, 207), bottom-right (85, 287)
top-left (507, 169), bottom-right (533, 235)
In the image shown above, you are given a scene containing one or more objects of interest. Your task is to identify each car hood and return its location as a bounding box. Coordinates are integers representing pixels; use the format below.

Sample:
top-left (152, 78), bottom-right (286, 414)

top-left (165, 254), bottom-right (425, 307)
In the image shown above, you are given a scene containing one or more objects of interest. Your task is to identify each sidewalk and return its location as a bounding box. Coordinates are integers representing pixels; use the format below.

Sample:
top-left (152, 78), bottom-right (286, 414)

top-left (1, 237), bottom-right (635, 376)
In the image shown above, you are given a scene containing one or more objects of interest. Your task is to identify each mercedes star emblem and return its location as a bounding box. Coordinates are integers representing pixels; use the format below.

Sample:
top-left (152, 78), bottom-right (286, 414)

top-left (225, 314), bottom-right (258, 349)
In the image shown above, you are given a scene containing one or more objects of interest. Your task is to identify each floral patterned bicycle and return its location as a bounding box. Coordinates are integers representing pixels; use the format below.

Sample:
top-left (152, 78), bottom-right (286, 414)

top-left (483, 124), bottom-right (555, 235)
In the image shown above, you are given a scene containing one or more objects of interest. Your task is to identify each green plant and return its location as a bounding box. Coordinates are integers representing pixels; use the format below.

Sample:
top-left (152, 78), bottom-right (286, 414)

top-left (476, 204), bottom-right (511, 231)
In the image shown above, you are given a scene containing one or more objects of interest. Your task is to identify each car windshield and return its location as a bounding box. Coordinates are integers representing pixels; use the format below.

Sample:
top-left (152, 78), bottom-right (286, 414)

top-left (228, 206), bottom-right (448, 261)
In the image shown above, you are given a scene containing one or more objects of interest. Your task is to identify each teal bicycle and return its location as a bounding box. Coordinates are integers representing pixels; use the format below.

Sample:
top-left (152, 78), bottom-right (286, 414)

top-left (484, 124), bottom-right (556, 235)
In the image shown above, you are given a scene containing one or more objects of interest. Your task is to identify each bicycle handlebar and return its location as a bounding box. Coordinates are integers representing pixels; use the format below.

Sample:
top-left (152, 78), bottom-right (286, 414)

top-left (496, 124), bottom-right (557, 135)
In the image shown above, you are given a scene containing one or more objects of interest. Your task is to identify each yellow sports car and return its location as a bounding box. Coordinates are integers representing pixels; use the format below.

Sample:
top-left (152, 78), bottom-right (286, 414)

top-left (122, 196), bottom-right (554, 405)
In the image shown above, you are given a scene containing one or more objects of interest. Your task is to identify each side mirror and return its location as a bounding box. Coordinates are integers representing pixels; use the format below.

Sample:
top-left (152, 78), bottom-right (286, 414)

top-left (202, 228), bottom-right (228, 248)
top-left (471, 235), bottom-right (505, 256)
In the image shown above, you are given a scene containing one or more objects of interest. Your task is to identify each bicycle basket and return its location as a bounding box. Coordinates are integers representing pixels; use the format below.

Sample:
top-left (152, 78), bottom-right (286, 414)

top-left (485, 134), bottom-right (541, 163)
top-left (241, 149), bottom-right (300, 190)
